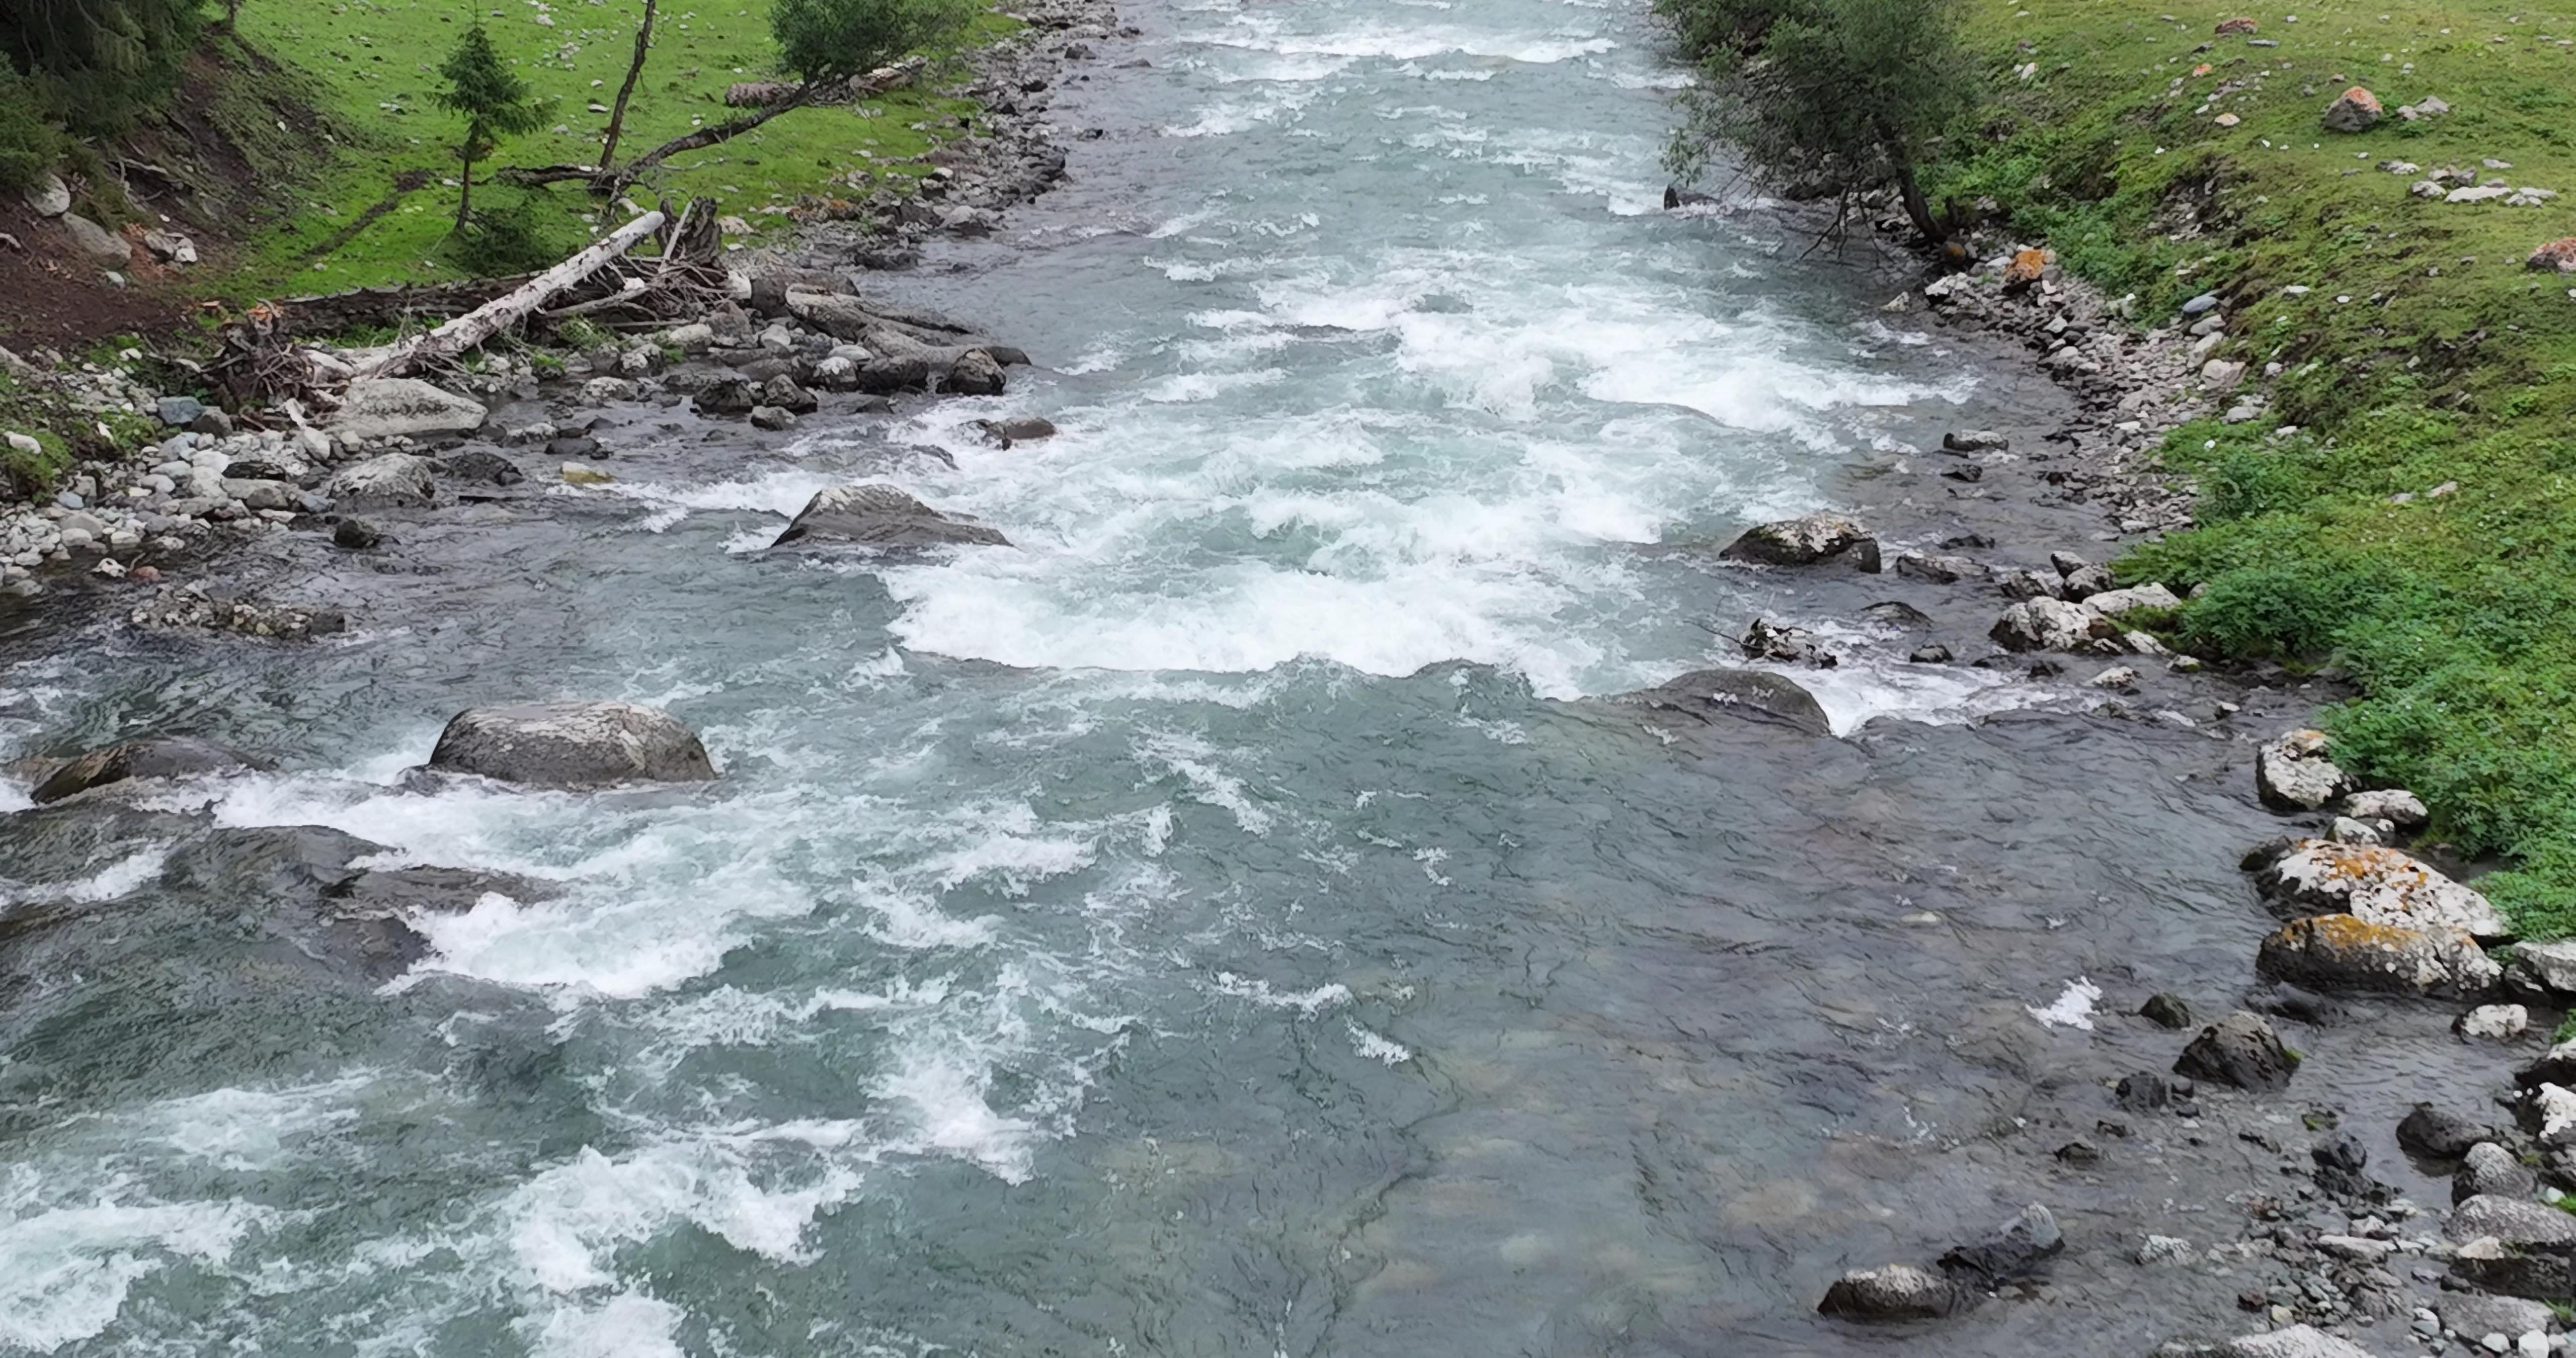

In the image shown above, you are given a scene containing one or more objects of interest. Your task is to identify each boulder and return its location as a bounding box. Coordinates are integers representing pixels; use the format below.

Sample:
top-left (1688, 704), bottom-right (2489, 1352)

top-left (142, 229), bottom-right (197, 265)
top-left (2154, 1325), bottom-right (2379, 1358)
top-left (1894, 551), bottom-right (1984, 584)
top-left (2138, 993), bottom-right (2193, 1029)
top-left (1936, 1203), bottom-right (2062, 1286)
top-left (749, 406), bottom-right (797, 432)
top-left (2447, 1194), bottom-right (2576, 1247)
top-left (441, 448), bottom-right (524, 485)
top-left (2257, 839), bottom-right (2512, 940)
top-left (1996, 568), bottom-right (2060, 602)
top-left (760, 374), bottom-right (819, 414)
top-left (1717, 513), bottom-right (1872, 567)
top-left (2059, 563), bottom-right (2114, 600)
top-left (2174, 1010), bottom-right (2298, 1090)
top-left (772, 483), bottom-right (1011, 550)
top-left (1739, 617), bottom-right (1837, 667)
top-left (694, 377), bottom-right (760, 415)
top-left (222, 478), bottom-right (296, 511)
top-left (2081, 582), bottom-right (2181, 617)
top-left (1989, 597), bottom-right (2102, 652)
top-left (944, 349), bottom-right (1007, 395)
top-left (2255, 729), bottom-right (2352, 810)
top-left (976, 416), bottom-right (1059, 443)
top-left (334, 518), bottom-right (383, 550)
top-left (2510, 940), bottom-right (2576, 997)
top-left (2341, 788), bottom-right (2430, 828)
top-left (1615, 668), bottom-right (1832, 738)
top-left (1817, 1262), bottom-right (1962, 1321)
top-left (2528, 238), bottom-right (2576, 274)
top-left (60, 212), bottom-right (132, 264)
top-left (2256, 914), bottom-right (2500, 997)
top-left (2517, 1039), bottom-right (2576, 1090)
top-left (427, 701), bottom-right (716, 788)
top-left (2322, 86), bottom-right (2384, 132)
top-left (1943, 430), bottom-right (2008, 452)
top-left (155, 395), bottom-right (205, 428)
top-left (329, 379), bottom-right (488, 441)
top-left (2457, 1142), bottom-right (2540, 1203)
top-left (24, 172), bottom-right (69, 217)
top-left (782, 289), bottom-right (878, 340)
top-left (29, 736), bottom-right (270, 803)
top-left (2398, 1104), bottom-right (2493, 1159)
top-left (323, 453), bottom-right (437, 508)
top-left (2434, 1294), bottom-right (2553, 1345)
top-left (2457, 1003), bottom-right (2529, 1040)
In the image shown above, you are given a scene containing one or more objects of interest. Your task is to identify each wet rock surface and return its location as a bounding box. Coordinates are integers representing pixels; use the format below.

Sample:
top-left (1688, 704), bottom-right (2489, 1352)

top-left (426, 701), bottom-right (717, 788)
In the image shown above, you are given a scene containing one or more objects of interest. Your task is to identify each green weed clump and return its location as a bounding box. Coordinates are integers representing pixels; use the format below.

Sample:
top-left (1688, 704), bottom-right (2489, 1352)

top-left (1938, 0), bottom-right (2576, 932)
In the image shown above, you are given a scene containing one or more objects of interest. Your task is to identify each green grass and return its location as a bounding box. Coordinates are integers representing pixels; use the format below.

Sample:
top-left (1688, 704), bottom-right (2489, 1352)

top-left (1930, 0), bottom-right (2576, 933)
top-left (214, 0), bottom-right (1016, 294)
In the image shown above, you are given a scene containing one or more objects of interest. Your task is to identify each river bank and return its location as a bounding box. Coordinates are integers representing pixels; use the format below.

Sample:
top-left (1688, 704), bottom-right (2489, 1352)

top-left (0, 2), bottom-right (2569, 1355)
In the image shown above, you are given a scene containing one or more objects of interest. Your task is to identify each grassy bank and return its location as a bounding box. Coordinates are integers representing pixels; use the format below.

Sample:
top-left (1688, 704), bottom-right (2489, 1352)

top-left (213, 0), bottom-right (1009, 294)
top-left (1926, 0), bottom-right (2576, 929)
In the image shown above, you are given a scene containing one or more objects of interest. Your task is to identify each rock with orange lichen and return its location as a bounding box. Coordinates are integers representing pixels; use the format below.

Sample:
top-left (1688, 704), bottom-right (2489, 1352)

top-left (2257, 914), bottom-right (2500, 996)
top-left (2255, 728), bottom-right (2352, 810)
top-left (2000, 246), bottom-right (2050, 292)
top-left (2257, 839), bottom-right (2512, 941)
top-left (2323, 86), bottom-right (2384, 133)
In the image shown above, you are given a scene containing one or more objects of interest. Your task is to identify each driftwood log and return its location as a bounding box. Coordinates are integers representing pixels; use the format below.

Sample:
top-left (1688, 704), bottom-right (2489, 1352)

top-left (350, 210), bottom-right (668, 381)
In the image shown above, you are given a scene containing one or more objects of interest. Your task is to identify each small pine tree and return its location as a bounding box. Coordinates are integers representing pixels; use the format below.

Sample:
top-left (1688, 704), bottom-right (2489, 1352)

top-left (434, 22), bottom-right (545, 230)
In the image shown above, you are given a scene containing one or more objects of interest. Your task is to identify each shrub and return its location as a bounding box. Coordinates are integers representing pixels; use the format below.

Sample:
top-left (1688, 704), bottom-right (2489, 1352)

top-left (445, 193), bottom-right (566, 275)
top-left (0, 68), bottom-right (64, 193)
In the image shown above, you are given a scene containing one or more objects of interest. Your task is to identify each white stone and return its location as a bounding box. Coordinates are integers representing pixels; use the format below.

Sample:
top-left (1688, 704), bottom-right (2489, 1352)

top-left (328, 379), bottom-right (488, 441)
top-left (2085, 582), bottom-right (2183, 616)
top-left (24, 173), bottom-right (69, 217)
top-left (2261, 839), bottom-right (2511, 940)
top-left (2457, 1004), bottom-right (2528, 1040)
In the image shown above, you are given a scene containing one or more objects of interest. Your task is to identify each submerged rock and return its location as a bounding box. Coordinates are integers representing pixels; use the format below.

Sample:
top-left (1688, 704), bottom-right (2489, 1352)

top-left (427, 701), bottom-right (717, 788)
top-left (1936, 1203), bottom-right (2062, 1287)
top-left (1614, 668), bottom-right (1832, 737)
top-left (771, 484), bottom-right (1012, 549)
top-left (1817, 1262), bottom-right (1963, 1321)
top-left (2257, 914), bottom-right (2500, 997)
top-left (2174, 1010), bottom-right (2298, 1090)
top-left (2257, 839), bottom-right (2512, 941)
top-left (2139, 992), bottom-right (2193, 1029)
top-left (2397, 1103), bottom-right (2493, 1159)
top-left (1716, 512), bottom-right (1874, 568)
top-left (1739, 617), bottom-right (1837, 667)
top-left (329, 378), bottom-right (488, 441)
top-left (2255, 729), bottom-right (2353, 811)
top-left (29, 736), bottom-right (271, 804)
top-left (2155, 1323), bottom-right (2378, 1357)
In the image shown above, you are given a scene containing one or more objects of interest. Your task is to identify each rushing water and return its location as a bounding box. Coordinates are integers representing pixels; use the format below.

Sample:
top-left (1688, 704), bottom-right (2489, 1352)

top-left (0, 2), bottom-right (2518, 1355)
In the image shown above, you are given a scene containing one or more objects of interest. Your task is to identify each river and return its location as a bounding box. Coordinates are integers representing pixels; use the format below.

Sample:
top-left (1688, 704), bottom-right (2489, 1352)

top-left (0, 1), bottom-right (2508, 1354)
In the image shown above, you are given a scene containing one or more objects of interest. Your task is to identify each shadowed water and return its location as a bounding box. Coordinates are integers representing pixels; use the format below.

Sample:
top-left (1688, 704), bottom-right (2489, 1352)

top-left (0, 2), bottom-right (2519, 1355)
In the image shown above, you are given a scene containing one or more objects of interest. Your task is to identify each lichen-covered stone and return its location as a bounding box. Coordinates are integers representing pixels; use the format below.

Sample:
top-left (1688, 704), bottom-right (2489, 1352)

top-left (2256, 914), bottom-right (2499, 997)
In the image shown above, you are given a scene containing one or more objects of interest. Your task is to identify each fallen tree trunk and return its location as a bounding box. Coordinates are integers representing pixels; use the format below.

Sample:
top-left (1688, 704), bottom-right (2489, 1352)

top-left (351, 210), bottom-right (666, 382)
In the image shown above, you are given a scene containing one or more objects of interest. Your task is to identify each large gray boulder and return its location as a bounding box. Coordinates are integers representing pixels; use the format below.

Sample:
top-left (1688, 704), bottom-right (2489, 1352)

top-left (2173, 1010), bottom-right (2299, 1090)
top-left (2397, 1104), bottom-right (2492, 1159)
top-left (2154, 1325), bottom-right (2379, 1358)
top-left (2258, 839), bottom-right (2512, 940)
top-left (1816, 1262), bottom-right (1962, 1321)
top-left (2434, 1291), bottom-right (2554, 1340)
top-left (771, 484), bottom-right (1011, 549)
top-left (2256, 729), bottom-right (2353, 810)
top-left (2457, 1142), bottom-right (2538, 1203)
top-left (2509, 940), bottom-right (2576, 997)
top-left (1717, 512), bottom-right (1874, 567)
top-left (2257, 914), bottom-right (2499, 997)
top-left (2083, 582), bottom-right (2182, 617)
top-left (1615, 668), bottom-right (1832, 737)
top-left (1989, 596), bottom-right (2103, 652)
top-left (328, 378), bottom-right (489, 441)
top-left (2446, 1194), bottom-right (2576, 1246)
top-left (60, 212), bottom-right (131, 264)
top-left (30, 736), bottom-right (271, 803)
top-left (323, 453), bottom-right (437, 508)
top-left (24, 172), bottom-right (69, 217)
top-left (427, 701), bottom-right (716, 788)
top-left (2446, 1192), bottom-right (2576, 1300)
top-left (943, 348), bottom-right (1007, 396)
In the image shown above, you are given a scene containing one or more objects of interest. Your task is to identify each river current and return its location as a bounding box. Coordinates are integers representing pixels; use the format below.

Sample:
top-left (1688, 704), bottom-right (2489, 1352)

top-left (0, 1), bottom-right (2505, 1355)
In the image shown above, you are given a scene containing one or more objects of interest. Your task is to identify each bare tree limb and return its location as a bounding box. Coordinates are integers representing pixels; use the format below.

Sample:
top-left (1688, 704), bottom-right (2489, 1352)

top-left (350, 210), bottom-right (666, 381)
